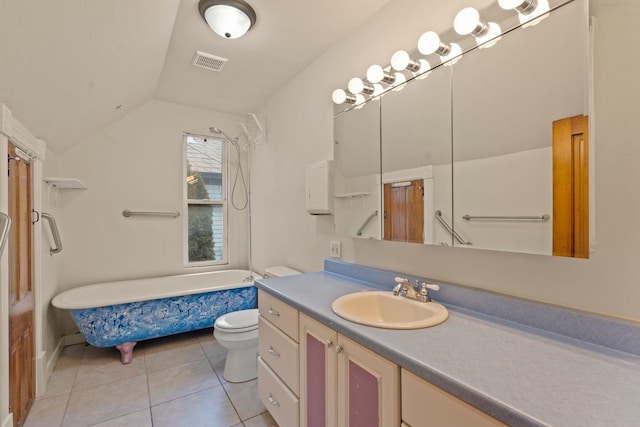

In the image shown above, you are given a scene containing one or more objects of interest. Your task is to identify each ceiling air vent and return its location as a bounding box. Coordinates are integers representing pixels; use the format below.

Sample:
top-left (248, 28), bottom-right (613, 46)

top-left (192, 51), bottom-right (228, 72)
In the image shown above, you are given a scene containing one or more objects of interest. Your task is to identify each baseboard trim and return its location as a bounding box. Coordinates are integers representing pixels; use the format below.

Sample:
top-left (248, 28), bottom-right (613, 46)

top-left (2, 413), bottom-right (13, 427)
top-left (38, 334), bottom-right (86, 397)
top-left (63, 333), bottom-right (86, 347)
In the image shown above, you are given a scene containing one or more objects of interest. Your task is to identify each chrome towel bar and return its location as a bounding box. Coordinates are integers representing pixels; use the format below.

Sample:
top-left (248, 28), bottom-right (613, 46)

top-left (0, 212), bottom-right (11, 256)
top-left (356, 210), bottom-right (378, 236)
top-left (42, 212), bottom-right (63, 255)
top-left (435, 210), bottom-right (471, 245)
top-left (462, 214), bottom-right (550, 221)
top-left (122, 210), bottom-right (180, 218)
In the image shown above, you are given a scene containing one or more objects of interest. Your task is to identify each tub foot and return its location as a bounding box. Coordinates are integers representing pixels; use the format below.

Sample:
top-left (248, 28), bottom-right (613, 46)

top-left (116, 341), bottom-right (137, 364)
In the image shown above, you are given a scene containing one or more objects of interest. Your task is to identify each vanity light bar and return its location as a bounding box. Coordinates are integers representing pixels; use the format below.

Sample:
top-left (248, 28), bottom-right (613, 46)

top-left (331, 0), bottom-right (552, 105)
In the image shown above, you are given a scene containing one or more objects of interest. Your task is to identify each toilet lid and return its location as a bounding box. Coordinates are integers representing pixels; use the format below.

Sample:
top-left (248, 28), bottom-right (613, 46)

top-left (215, 309), bottom-right (259, 331)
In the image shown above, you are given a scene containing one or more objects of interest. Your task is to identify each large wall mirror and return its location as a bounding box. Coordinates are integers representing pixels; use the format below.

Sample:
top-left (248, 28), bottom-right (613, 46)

top-left (332, 0), bottom-right (590, 257)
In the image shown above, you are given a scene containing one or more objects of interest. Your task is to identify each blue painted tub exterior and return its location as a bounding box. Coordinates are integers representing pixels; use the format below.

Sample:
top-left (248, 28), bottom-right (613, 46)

top-left (69, 286), bottom-right (257, 347)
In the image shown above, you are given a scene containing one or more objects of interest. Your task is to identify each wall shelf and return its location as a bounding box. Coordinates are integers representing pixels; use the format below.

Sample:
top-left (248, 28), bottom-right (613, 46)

top-left (44, 177), bottom-right (87, 190)
top-left (335, 192), bottom-right (370, 198)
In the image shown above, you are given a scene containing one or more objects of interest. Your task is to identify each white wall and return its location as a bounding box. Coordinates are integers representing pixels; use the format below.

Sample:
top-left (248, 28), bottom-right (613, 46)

top-left (40, 147), bottom-right (63, 378)
top-left (55, 100), bottom-right (250, 333)
top-left (453, 148), bottom-right (552, 255)
top-left (251, 0), bottom-right (640, 321)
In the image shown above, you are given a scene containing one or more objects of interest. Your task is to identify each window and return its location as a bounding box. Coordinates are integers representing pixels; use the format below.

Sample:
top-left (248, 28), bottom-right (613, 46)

top-left (184, 134), bottom-right (227, 265)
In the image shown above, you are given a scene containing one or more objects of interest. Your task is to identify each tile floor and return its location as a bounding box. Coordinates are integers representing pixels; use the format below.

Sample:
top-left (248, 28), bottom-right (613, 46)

top-left (24, 329), bottom-right (279, 427)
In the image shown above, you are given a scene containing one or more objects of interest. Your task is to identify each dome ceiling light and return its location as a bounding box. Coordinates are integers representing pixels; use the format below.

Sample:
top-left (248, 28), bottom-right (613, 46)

top-left (198, 0), bottom-right (257, 39)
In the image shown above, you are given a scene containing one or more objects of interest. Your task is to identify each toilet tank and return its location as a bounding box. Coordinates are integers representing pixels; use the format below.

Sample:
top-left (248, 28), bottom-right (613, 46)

top-left (264, 266), bottom-right (301, 278)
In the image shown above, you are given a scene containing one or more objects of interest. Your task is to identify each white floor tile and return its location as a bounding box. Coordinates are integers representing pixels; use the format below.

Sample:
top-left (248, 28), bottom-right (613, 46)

top-left (25, 331), bottom-right (268, 427)
top-left (223, 379), bottom-right (266, 421)
top-left (74, 356), bottom-right (146, 391)
top-left (148, 358), bottom-right (221, 406)
top-left (151, 387), bottom-right (241, 427)
top-left (145, 341), bottom-right (206, 373)
top-left (90, 409), bottom-right (152, 427)
top-left (62, 374), bottom-right (149, 427)
top-left (23, 393), bottom-right (69, 427)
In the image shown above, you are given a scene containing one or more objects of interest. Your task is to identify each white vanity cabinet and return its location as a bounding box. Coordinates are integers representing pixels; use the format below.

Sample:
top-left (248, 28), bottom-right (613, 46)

top-left (257, 290), bottom-right (300, 427)
top-left (299, 313), bottom-right (401, 427)
top-left (401, 369), bottom-right (506, 427)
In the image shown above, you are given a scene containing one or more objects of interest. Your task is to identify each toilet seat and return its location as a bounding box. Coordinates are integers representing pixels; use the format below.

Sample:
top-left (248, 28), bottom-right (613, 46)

top-left (214, 308), bottom-right (259, 333)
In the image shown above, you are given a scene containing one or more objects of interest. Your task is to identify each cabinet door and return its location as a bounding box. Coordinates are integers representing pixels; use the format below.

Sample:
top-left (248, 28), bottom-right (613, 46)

top-left (337, 335), bottom-right (400, 427)
top-left (401, 369), bottom-right (507, 427)
top-left (299, 313), bottom-right (338, 427)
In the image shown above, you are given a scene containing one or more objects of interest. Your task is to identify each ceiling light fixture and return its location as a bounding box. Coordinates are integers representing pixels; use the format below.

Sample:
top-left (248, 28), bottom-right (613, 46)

top-left (418, 31), bottom-right (462, 65)
top-left (366, 65), bottom-right (396, 85)
top-left (348, 78), bottom-right (375, 95)
top-left (332, 89), bottom-right (357, 105)
top-left (498, 0), bottom-right (550, 26)
top-left (454, 7), bottom-right (502, 49)
top-left (198, 0), bottom-right (257, 39)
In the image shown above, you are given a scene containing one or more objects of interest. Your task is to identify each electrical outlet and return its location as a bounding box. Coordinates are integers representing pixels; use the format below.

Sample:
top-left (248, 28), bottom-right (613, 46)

top-left (330, 240), bottom-right (341, 258)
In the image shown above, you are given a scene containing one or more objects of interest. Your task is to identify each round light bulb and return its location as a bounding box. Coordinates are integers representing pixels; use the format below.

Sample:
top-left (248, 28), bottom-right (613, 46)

top-left (498, 0), bottom-right (537, 14)
top-left (372, 83), bottom-right (384, 96)
top-left (477, 22), bottom-right (502, 48)
top-left (454, 7), bottom-right (482, 36)
top-left (366, 65), bottom-right (384, 84)
top-left (442, 43), bottom-right (463, 66)
top-left (332, 89), bottom-right (349, 104)
top-left (354, 94), bottom-right (366, 105)
top-left (418, 59), bottom-right (431, 73)
top-left (418, 31), bottom-right (441, 55)
top-left (392, 73), bottom-right (406, 91)
top-left (348, 78), bottom-right (365, 94)
top-left (415, 59), bottom-right (432, 79)
top-left (391, 50), bottom-right (410, 71)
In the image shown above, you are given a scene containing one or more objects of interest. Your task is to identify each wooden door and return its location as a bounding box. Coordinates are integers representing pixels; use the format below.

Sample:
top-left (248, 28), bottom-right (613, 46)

top-left (8, 143), bottom-right (35, 427)
top-left (552, 115), bottom-right (589, 258)
top-left (383, 179), bottom-right (424, 243)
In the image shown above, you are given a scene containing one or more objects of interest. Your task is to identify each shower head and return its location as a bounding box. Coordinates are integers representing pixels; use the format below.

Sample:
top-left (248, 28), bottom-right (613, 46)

top-left (209, 127), bottom-right (239, 146)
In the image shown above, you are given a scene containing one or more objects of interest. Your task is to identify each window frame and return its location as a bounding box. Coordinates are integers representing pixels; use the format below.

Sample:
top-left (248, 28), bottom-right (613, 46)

top-left (182, 133), bottom-right (229, 267)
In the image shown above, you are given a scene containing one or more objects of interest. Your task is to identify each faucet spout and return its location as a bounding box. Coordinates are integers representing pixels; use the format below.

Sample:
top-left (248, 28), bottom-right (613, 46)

top-left (393, 277), bottom-right (440, 303)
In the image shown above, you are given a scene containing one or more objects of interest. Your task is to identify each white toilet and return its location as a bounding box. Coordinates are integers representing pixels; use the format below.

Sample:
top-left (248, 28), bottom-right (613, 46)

top-left (214, 266), bottom-right (301, 382)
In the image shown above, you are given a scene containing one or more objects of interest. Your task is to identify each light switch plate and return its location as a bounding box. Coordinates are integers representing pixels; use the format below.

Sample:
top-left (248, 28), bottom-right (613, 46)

top-left (330, 240), bottom-right (341, 258)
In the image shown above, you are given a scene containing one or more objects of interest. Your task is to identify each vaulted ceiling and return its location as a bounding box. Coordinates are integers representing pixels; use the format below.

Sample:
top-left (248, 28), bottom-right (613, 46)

top-left (0, 0), bottom-right (391, 153)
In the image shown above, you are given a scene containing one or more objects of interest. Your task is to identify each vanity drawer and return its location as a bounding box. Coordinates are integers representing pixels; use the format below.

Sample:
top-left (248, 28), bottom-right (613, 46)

top-left (258, 289), bottom-right (299, 340)
top-left (258, 356), bottom-right (299, 427)
top-left (401, 369), bottom-right (506, 427)
top-left (259, 315), bottom-right (299, 395)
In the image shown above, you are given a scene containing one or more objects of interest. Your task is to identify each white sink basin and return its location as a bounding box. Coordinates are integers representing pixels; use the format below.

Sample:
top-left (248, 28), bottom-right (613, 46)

top-left (331, 291), bottom-right (448, 329)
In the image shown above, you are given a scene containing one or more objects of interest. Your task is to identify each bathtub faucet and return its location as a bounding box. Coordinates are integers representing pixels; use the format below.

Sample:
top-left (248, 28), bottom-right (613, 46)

top-left (243, 275), bottom-right (255, 283)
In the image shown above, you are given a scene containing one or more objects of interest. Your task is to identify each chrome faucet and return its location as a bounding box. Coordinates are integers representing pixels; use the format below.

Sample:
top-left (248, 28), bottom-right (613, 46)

top-left (392, 277), bottom-right (440, 303)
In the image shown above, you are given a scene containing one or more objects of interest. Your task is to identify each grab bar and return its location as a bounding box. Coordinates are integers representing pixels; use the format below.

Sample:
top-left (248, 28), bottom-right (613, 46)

top-left (42, 212), bottom-right (63, 255)
top-left (462, 214), bottom-right (550, 221)
top-left (356, 210), bottom-right (378, 236)
top-left (435, 210), bottom-right (471, 245)
top-left (0, 213), bottom-right (11, 256)
top-left (122, 210), bottom-right (180, 218)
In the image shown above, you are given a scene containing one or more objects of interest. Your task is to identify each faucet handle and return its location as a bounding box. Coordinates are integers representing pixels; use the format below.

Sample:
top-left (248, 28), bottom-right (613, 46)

top-left (424, 283), bottom-right (440, 291)
top-left (419, 282), bottom-right (440, 302)
top-left (394, 277), bottom-right (409, 283)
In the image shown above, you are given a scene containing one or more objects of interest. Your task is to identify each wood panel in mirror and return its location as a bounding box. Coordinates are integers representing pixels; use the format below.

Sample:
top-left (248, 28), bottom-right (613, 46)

top-left (451, 0), bottom-right (588, 257)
